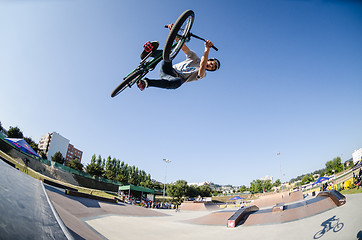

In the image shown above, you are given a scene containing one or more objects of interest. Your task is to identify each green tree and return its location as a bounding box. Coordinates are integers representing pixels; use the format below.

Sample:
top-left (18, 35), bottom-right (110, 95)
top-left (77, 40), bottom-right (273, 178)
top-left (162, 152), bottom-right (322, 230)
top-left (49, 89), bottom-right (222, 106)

top-left (249, 180), bottom-right (262, 194)
top-left (67, 158), bottom-right (84, 171)
top-left (7, 126), bottom-right (23, 138)
top-left (129, 166), bottom-right (137, 185)
top-left (187, 185), bottom-right (199, 198)
top-left (40, 151), bottom-right (47, 159)
top-left (325, 157), bottom-right (343, 175)
top-left (239, 185), bottom-right (247, 193)
top-left (86, 154), bottom-right (104, 177)
top-left (119, 162), bottom-right (130, 184)
top-left (115, 174), bottom-right (128, 184)
top-left (140, 179), bottom-right (160, 190)
top-left (104, 156), bottom-right (116, 180)
top-left (273, 179), bottom-right (281, 187)
top-left (52, 151), bottom-right (65, 164)
top-left (166, 180), bottom-right (188, 204)
top-left (249, 179), bottom-right (272, 193)
top-left (301, 174), bottom-right (314, 185)
top-left (263, 180), bottom-right (272, 191)
top-left (198, 185), bottom-right (212, 197)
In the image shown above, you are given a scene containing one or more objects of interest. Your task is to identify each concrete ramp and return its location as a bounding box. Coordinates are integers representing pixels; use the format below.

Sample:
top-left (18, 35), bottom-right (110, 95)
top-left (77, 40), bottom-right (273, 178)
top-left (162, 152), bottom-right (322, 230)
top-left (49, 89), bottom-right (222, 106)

top-left (185, 190), bottom-right (346, 228)
top-left (227, 205), bottom-right (259, 228)
top-left (239, 190), bottom-right (346, 226)
top-left (180, 201), bottom-right (218, 211)
top-left (0, 158), bottom-right (72, 239)
top-left (251, 190), bottom-right (303, 208)
top-left (316, 190), bottom-right (346, 206)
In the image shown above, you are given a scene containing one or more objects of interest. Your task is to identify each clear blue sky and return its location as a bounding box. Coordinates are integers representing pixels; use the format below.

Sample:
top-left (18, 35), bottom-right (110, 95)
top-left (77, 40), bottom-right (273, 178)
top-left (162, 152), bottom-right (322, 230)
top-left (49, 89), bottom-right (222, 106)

top-left (1, 0), bottom-right (361, 186)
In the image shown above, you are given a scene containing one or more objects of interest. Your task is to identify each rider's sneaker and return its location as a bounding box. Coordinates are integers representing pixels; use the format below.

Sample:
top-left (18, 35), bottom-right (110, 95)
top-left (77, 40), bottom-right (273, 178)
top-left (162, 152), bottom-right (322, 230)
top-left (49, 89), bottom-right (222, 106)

top-left (140, 41), bottom-right (159, 60)
top-left (137, 79), bottom-right (148, 91)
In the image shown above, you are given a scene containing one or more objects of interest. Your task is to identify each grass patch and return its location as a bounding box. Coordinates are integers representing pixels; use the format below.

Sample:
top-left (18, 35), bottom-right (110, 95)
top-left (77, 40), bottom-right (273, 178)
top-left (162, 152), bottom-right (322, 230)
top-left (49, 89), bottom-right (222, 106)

top-left (340, 187), bottom-right (362, 195)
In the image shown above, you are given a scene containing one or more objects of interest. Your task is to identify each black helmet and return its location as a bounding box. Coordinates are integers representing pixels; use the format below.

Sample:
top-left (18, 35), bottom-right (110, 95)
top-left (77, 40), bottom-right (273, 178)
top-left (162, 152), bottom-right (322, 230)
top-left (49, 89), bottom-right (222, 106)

top-left (208, 58), bottom-right (220, 71)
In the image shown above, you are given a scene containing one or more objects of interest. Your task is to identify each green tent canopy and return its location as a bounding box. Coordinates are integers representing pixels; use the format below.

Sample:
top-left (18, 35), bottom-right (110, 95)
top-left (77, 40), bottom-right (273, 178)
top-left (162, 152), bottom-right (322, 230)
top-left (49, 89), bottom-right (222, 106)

top-left (118, 184), bottom-right (155, 194)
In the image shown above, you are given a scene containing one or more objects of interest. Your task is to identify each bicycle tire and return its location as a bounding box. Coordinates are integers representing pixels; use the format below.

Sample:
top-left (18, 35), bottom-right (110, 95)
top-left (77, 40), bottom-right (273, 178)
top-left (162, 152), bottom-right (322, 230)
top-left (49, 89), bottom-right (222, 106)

top-left (313, 230), bottom-right (325, 239)
top-left (163, 9), bottom-right (194, 62)
top-left (333, 222), bottom-right (344, 232)
top-left (111, 70), bottom-right (143, 97)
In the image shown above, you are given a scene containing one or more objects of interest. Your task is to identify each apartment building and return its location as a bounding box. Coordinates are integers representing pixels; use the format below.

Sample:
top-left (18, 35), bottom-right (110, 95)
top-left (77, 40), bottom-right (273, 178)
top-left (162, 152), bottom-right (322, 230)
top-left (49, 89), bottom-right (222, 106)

top-left (38, 132), bottom-right (83, 163)
top-left (66, 144), bottom-right (83, 163)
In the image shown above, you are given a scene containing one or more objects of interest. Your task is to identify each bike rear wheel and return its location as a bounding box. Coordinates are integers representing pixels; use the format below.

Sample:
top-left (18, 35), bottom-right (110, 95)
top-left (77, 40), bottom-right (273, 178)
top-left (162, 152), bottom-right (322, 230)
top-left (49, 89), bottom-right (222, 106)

top-left (163, 10), bottom-right (194, 62)
top-left (111, 70), bottom-right (143, 97)
top-left (313, 230), bottom-right (325, 239)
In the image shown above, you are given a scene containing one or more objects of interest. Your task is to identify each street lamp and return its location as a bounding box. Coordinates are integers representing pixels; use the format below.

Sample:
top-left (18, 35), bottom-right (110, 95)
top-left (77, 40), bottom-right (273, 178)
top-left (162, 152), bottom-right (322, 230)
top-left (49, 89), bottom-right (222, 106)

top-left (162, 158), bottom-right (171, 207)
top-left (277, 152), bottom-right (282, 191)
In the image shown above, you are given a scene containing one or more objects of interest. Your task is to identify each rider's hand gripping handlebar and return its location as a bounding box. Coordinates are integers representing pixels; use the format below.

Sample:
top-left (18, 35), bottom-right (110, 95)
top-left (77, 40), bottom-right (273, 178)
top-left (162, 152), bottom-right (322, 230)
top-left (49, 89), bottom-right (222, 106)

top-left (164, 25), bottom-right (218, 51)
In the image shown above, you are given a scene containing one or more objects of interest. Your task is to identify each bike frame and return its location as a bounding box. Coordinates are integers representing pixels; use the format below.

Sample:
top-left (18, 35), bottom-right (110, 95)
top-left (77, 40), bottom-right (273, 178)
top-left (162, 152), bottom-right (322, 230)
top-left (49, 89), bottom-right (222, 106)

top-left (122, 40), bottom-right (181, 89)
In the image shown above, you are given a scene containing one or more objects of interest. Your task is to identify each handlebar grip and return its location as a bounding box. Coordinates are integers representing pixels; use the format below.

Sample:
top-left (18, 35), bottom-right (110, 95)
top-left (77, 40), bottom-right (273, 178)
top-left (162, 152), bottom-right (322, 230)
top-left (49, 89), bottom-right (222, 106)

top-left (212, 45), bottom-right (218, 51)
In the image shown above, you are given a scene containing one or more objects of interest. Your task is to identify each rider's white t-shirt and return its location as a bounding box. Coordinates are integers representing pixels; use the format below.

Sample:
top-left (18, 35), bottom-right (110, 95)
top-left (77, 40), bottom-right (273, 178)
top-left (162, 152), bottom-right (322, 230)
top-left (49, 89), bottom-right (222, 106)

top-left (173, 50), bottom-right (206, 82)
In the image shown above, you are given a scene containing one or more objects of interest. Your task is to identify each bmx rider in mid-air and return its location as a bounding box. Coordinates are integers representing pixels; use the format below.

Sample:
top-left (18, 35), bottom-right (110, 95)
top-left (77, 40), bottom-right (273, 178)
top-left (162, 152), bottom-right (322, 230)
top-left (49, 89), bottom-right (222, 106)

top-left (137, 24), bottom-right (220, 91)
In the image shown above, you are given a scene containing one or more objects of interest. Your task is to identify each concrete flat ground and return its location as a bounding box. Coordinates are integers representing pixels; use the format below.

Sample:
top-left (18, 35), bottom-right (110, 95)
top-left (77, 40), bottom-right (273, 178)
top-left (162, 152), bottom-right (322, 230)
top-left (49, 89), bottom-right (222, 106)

top-left (83, 193), bottom-right (362, 240)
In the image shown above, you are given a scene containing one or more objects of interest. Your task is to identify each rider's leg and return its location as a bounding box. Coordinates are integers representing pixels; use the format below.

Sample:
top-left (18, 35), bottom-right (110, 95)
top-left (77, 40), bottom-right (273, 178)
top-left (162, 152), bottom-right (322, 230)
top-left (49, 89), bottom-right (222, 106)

top-left (159, 61), bottom-right (178, 78)
top-left (141, 61), bottom-right (185, 90)
top-left (146, 78), bottom-right (183, 89)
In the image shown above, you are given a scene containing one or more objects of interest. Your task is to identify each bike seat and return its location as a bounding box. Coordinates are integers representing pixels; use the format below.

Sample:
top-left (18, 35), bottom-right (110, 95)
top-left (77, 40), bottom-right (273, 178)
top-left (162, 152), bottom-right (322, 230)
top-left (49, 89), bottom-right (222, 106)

top-left (140, 41), bottom-right (159, 60)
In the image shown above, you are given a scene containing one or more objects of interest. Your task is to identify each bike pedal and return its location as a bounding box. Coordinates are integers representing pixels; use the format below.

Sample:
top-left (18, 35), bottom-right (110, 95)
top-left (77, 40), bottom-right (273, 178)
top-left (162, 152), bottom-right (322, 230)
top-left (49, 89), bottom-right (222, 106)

top-left (143, 41), bottom-right (154, 53)
top-left (140, 41), bottom-right (159, 60)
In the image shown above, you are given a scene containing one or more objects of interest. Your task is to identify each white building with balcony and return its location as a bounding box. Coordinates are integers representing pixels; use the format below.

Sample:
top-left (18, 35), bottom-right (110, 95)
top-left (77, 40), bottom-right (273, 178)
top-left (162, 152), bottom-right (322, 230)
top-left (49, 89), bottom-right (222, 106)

top-left (352, 148), bottom-right (362, 164)
top-left (39, 132), bottom-right (70, 161)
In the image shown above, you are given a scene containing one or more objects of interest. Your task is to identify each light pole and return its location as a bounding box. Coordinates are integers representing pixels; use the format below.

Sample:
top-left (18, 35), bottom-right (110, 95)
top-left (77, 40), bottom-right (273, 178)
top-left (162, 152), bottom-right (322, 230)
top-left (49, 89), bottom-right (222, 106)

top-left (277, 152), bottom-right (282, 191)
top-left (162, 158), bottom-right (171, 207)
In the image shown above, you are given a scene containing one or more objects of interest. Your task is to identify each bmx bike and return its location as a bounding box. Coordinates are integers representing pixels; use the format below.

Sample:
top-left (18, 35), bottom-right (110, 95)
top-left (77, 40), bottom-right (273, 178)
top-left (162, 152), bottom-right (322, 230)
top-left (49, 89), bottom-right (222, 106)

top-left (111, 9), bottom-right (218, 97)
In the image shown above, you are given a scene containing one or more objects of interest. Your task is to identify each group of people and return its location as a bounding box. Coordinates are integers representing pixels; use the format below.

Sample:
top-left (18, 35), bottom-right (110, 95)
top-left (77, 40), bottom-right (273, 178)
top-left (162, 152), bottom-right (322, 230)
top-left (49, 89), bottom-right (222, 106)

top-left (319, 168), bottom-right (362, 192)
top-left (119, 193), bottom-right (177, 209)
top-left (137, 198), bottom-right (171, 209)
top-left (353, 168), bottom-right (362, 189)
top-left (321, 182), bottom-right (334, 191)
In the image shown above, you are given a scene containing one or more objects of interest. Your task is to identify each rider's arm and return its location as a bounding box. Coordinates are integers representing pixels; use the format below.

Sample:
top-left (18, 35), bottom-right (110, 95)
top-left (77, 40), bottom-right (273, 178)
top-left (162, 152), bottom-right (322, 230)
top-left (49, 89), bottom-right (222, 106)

top-left (168, 24), bottom-right (190, 55)
top-left (181, 44), bottom-right (190, 55)
top-left (198, 40), bottom-right (213, 78)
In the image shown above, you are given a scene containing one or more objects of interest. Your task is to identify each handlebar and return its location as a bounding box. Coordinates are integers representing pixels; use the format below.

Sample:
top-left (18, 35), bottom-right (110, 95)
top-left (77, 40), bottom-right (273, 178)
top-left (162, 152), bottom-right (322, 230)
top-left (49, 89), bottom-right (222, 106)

top-left (164, 25), bottom-right (218, 51)
top-left (190, 33), bottom-right (218, 51)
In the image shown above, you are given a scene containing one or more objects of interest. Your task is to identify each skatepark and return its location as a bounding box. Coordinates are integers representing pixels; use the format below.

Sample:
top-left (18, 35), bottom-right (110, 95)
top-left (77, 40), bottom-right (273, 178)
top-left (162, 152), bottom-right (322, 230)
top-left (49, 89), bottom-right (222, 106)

top-left (1, 155), bottom-right (362, 240)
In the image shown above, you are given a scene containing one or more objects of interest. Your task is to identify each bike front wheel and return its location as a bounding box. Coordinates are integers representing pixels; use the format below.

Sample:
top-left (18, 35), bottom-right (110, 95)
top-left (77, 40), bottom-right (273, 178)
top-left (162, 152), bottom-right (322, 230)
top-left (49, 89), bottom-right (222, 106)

top-left (333, 222), bottom-right (344, 232)
top-left (163, 10), bottom-right (194, 62)
top-left (111, 70), bottom-right (143, 97)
